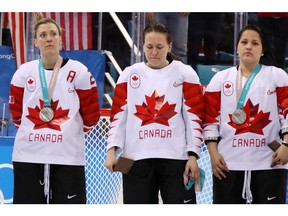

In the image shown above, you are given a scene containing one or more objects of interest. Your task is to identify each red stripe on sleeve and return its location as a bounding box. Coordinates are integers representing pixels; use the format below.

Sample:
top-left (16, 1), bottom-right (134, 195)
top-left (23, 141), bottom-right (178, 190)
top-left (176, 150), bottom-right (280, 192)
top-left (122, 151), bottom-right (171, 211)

top-left (76, 87), bottom-right (100, 129)
top-left (277, 86), bottom-right (288, 117)
top-left (110, 82), bottom-right (127, 123)
top-left (183, 82), bottom-right (204, 120)
top-left (9, 84), bottom-right (24, 127)
top-left (203, 91), bottom-right (221, 124)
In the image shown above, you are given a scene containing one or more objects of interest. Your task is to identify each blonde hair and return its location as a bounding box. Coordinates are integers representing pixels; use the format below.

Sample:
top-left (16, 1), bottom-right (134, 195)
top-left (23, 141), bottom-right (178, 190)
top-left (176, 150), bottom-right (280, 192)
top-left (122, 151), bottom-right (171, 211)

top-left (34, 12), bottom-right (62, 38)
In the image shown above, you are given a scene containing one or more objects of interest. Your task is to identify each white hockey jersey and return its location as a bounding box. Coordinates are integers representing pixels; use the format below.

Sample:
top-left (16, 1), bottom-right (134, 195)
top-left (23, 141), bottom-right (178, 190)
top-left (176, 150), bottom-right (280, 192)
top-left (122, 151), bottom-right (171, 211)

top-left (107, 60), bottom-right (204, 161)
top-left (9, 59), bottom-right (100, 165)
top-left (203, 65), bottom-right (288, 170)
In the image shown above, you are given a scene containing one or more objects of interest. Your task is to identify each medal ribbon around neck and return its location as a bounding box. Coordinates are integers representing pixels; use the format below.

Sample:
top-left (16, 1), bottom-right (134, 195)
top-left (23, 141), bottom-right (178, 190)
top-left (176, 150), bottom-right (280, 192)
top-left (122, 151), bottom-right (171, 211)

top-left (38, 56), bottom-right (62, 107)
top-left (38, 56), bottom-right (62, 122)
top-left (232, 63), bottom-right (261, 125)
top-left (236, 63), bottom-right (261, 109)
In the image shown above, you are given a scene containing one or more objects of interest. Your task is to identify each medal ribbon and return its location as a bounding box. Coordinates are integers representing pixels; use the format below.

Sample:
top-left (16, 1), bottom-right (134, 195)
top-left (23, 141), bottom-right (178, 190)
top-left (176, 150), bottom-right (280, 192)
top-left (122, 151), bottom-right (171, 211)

top-left (236, 63), bottom-right (261, 109)
top-left (38, 57), bottom-right (62, 107)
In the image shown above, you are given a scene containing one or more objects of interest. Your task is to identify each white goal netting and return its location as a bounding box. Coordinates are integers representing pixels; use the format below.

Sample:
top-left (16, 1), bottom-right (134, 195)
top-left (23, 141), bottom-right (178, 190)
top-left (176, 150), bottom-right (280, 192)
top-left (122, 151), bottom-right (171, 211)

top-left (85, 110), bottom-right (122, 204)
top-left (84, 109), bottom-right (213, 204)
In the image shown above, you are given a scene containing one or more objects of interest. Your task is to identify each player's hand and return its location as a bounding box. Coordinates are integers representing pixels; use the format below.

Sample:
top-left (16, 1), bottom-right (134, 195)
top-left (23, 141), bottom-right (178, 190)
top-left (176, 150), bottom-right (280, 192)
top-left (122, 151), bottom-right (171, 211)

top-left (207, 141), bottom-right (229, 180)
top-left (272, 145), bottom-right (288, 166)
top-left (104, 147), bottom-right (117, 172)
top-left (183, 156), bottom-right (200, 185)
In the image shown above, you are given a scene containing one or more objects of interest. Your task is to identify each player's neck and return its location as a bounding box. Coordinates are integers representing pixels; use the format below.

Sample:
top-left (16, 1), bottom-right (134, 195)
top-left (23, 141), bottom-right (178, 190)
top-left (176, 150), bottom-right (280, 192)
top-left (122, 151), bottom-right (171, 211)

top-left (239, 63), bottom-right (258, 78)
top-left (41, 55), bottom-right (61, 69)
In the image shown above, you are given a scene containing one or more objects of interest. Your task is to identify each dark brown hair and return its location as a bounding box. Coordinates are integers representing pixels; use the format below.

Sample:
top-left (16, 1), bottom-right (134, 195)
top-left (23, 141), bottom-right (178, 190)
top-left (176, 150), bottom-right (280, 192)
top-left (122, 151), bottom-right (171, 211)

top-left (143, 22), bottom-right (181, 62)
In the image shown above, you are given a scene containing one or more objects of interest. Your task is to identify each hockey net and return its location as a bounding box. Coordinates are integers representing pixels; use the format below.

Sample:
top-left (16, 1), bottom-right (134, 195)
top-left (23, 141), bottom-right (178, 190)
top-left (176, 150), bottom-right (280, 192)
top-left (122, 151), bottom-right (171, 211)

top-left (84, 109), bottom-right (213, 204)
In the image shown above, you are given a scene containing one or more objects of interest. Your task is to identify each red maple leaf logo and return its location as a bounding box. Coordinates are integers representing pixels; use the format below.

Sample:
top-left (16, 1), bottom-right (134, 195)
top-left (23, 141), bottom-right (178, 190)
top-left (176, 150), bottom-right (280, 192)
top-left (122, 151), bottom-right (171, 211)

top-left (26, 99), bottom-right (70, 131)
top-left (28, 79), bottom-right (34, 84)
top-left (132, 75), bottom-right (138, 81)
top-left (228, 99), bottom-right (271, 135)
top-left (134, 90), bottom-right (177, 126)
top-left (225, 83), bottom-right (231, 89)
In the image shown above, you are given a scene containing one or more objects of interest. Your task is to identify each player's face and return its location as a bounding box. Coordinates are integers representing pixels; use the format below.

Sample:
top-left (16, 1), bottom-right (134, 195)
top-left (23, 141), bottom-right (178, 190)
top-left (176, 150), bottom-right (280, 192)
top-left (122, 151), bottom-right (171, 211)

top-left (34, 23), bottom-right (62, 57)
top-left (143, 32), bottom-right (172, 69)
top-left (237, 30), bottom-right (263, 66)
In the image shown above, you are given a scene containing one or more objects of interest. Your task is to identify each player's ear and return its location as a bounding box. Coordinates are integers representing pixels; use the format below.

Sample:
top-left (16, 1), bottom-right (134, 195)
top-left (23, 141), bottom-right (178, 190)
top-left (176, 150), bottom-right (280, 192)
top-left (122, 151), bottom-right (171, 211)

top-left (34, 39), bottom-right (38, 47)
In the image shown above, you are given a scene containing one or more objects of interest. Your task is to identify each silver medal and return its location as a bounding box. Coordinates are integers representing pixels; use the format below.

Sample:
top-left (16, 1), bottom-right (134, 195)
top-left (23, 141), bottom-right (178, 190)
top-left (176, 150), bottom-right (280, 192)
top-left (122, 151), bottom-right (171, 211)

top-left (232, 109), bottom-right (247, 125)
top-left (39, 107), bottom-right (54, 122)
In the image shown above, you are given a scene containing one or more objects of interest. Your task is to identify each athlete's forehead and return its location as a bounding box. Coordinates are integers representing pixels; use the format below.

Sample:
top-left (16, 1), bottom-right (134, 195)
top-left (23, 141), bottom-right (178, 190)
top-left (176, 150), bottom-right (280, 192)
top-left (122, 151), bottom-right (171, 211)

top-left (144, 32), bottom-right (169, 46)
top-left (36, 23), bottom-right (59, 33)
